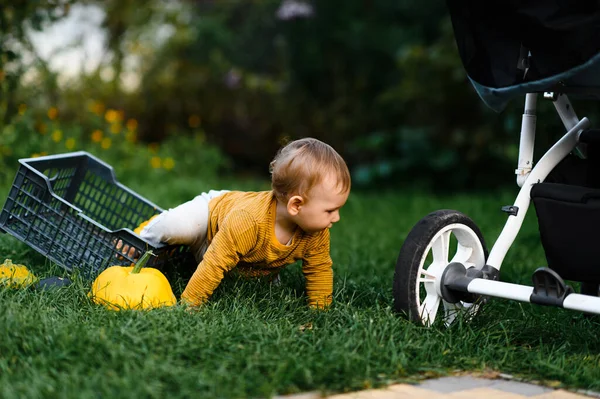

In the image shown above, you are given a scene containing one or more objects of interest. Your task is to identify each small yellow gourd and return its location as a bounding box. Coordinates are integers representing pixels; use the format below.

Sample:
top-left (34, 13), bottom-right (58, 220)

top-left (133, 215), bottom-right (159, 235)
top-left (90, 251), bottom-right (176, 310)
top-left (0, 259), bottom-right (36, 288)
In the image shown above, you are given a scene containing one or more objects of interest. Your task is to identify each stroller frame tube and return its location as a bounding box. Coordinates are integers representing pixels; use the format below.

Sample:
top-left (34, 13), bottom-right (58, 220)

top-left (462, 278), bottom-right (600, 313)
top-left (438, 95), bottom-right (600, 315)
top-left (515, 93), bottom-right (537, 187)
top-left (486, 95), bottom-right (590, 271)
top-left (553, 93), bottom-right (579, 131)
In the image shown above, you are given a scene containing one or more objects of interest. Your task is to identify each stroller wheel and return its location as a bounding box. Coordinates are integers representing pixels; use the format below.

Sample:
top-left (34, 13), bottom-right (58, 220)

top-left (393, 210), bottom-right (488, 327)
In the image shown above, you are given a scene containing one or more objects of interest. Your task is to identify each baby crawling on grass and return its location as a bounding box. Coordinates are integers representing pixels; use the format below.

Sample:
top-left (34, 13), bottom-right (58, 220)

top-left (136, 137), bottom-right (351, 309)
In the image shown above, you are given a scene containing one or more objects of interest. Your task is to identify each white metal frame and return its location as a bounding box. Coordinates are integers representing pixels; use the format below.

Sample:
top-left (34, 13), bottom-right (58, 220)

top-left (463, 93), bottom-right (600, 314)
top-left (409, 92), bottom-right (600, 326)
top-left (487, 93), bottom-right (589, 271)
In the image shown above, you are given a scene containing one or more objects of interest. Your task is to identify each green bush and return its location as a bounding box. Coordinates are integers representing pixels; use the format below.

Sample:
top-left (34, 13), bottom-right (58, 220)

top-left (0, 102), bottom-right (230, 194)
top-left (6, 0), bottom-right (600, 192)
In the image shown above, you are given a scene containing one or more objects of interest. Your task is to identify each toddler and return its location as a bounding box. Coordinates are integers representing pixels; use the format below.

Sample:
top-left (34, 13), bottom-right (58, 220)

top-left (140, 137), bottom-right (351, 308)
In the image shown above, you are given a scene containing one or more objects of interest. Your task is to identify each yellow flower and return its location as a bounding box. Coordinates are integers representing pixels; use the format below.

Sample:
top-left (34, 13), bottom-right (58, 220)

top-left (188, 115), bottom-right (201, 128)
top-left (52, 129), bottom-right (63, 143)
top-left (126, 118), bottom-right (138, 131)
top-left (162, 157), bottom-right (175, 170)
top-left (47, 107), bottom-right (58, 120)
top-left (150, 156), bottom-right (161, 169)
top-left (65, 138), bottom-right (76, 150)
top-left (18, 104), bottom-right (27, 115)
top-left (91, 129), bottom-right (103, 142)
top-left (110, 123), bottom-right (121, 134)
top-left (89, 101), bottom-right (105, 116)
top-left (36, 122), bottom-right (47, 135)
top-left (101, 137), bottom-right (112, 149)
top-left (104, 109), bottom-right (120, 123)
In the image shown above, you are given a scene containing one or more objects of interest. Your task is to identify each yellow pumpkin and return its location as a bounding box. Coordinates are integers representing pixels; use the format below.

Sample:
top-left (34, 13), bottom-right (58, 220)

top-left (133, 214), bottom-right (159, 235)
top-left (90, 251), bottom-right (176, 310)
top-left (0, 259), bottom-right (36, 288)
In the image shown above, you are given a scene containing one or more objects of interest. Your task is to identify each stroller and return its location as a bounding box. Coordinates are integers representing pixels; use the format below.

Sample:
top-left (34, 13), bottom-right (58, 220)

top-left (392, 1), bottom-right (600, 326)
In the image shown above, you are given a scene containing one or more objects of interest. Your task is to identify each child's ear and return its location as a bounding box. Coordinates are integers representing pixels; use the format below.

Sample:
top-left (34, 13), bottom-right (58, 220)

top-left (287, 195), bottom-right (304, 216)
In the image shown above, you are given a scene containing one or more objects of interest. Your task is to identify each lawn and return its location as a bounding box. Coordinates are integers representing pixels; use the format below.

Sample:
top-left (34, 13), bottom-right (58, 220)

top-left (0, 175), bottom-right (599, 399)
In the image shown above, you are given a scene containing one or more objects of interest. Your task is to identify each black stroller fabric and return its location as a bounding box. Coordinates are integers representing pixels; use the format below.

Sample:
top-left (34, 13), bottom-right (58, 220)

top-left (447, 1), bottom-right (600, 111)
top-left (531, 182), bottom-right (600, 283)
top-left (531, 135), bottom-right (600, 284)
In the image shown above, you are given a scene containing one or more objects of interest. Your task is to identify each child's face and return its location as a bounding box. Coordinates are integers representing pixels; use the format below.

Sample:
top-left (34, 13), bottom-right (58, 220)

top-left (294, 175), bottom-right (349, 234)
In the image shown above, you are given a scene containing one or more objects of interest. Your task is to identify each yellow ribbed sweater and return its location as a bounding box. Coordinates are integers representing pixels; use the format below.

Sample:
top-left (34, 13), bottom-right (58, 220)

top-left (181, 191), bottom-right (333, 308)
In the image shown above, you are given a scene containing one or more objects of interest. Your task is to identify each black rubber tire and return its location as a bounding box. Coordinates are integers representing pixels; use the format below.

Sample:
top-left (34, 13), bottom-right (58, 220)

top-left (393, 209), bottom-right (489, 325)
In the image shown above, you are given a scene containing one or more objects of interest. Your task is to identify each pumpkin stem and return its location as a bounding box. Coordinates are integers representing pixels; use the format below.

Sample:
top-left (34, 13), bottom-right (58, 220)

top-left (131, 251), bottom-right (154, 274)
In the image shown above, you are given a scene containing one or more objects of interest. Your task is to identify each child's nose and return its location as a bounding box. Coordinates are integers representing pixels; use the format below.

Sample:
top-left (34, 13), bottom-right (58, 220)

top-left (332, 212), bottom-right (340, 223)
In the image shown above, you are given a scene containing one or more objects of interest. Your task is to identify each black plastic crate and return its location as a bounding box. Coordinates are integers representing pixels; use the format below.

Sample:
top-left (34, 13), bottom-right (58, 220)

top-left (0, 151), bottom-right (195, 278)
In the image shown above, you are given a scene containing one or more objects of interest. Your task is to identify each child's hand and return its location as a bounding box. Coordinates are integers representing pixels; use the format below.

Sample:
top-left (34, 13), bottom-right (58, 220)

top-left (114, 239), bottom-right (140, 260)
top-left (112, 215), bottom-right (159, 261)
top-left (180, 299), bottom-right (201, 314)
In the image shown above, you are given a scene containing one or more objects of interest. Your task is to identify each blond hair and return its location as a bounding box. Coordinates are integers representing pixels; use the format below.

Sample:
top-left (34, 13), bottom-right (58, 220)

top-left (270, 137), bottom-right (351, 202)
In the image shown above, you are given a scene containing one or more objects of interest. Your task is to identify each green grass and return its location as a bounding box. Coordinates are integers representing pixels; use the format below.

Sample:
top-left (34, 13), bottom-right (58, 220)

top-left (1, 179), bottom-right (599, 399)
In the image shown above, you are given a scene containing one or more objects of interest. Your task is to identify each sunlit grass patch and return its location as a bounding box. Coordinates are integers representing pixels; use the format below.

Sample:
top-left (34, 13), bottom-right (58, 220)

top-left (0, 184), bottom-right (599, 398)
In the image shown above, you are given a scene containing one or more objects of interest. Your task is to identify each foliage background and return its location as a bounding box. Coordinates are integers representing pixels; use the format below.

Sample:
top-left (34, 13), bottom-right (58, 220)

top-left (3, 0), bottom-right (597, 192)
top-left (2, 3), bottom-right (600, 398)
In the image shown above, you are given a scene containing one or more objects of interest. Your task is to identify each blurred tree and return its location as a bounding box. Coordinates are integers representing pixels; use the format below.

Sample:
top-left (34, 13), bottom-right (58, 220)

top-left (8, 0), bottom-right (592, 189)
top-left (0, 1), bottom-right (75, 126)
top-left (104, 0), bottom-right (462, 177)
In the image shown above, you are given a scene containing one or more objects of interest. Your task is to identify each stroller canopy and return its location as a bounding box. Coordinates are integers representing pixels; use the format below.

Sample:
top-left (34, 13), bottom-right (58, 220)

top-left (447, 0), bottom-right (600, 111)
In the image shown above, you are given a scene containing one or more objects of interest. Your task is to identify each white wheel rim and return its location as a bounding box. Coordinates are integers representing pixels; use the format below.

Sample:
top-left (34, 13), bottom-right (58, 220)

top-left (415, 223), bottom-right (486, 326)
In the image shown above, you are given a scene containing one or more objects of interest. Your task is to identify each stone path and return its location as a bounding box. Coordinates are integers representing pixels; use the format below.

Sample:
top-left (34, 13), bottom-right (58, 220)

top-left (278, 375), bottom-right (599, 399)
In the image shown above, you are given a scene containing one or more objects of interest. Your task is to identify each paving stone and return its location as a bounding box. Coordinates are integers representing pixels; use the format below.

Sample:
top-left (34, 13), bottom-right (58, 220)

top-left (418, 376), bottom-right (495, 392)
top-left (327, 385), bottom-right (446, 399)
top-left (275, 392), bottom-right (323, 399)
top-left (276, 377), bottom-right (597, 399)
top-left (488, 380), bottom-right (554, 396)
top-left (387, 384), bottom-right (449, 398)
top-left (532, 390), bottom-right (594, 399)
top-left (446, 387), bottom-right (529, 398)
top-left (326, 388), bottom-right (409, 399)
